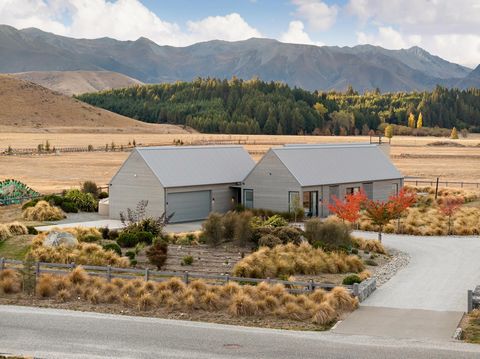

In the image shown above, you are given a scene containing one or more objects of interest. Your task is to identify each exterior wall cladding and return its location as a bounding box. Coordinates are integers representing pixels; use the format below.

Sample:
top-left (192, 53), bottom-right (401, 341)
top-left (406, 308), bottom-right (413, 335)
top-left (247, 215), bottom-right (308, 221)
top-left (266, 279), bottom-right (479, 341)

top-left (109, 151), bottom-right (238, 220)
top-left (243, 150), bottom-right (404, 217)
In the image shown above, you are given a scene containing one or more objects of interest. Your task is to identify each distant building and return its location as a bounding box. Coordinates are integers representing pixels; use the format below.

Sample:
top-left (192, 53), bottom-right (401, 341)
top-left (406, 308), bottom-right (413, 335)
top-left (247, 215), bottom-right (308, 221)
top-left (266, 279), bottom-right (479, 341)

top-left (108, 143), bottom-right (403, 222)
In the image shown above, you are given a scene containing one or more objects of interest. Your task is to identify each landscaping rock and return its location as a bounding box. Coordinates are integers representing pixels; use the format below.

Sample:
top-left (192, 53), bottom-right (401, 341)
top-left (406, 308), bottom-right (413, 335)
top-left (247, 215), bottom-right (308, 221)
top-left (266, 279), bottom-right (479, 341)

top-left (44, 231), bottom-right (78, 248)
top-left (372, 248), bottom-right (410, 287)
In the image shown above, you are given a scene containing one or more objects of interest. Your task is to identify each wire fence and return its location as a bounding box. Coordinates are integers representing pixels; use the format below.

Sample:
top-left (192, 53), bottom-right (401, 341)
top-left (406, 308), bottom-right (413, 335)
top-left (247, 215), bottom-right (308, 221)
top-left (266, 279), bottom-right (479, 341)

top-left (404, 178), bottom-right (480, 189)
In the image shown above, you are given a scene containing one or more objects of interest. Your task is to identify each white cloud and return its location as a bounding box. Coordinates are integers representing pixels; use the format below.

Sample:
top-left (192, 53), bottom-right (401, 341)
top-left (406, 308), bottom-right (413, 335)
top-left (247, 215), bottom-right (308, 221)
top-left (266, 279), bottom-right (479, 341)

top-left (348, 0), bottom-right (480, 67)
top-left (291, 0), bottom-right (338, 31)
top-left (280, 21), bottom-right (324, 46)
top-left (0, 0), bottom-right (262, 46)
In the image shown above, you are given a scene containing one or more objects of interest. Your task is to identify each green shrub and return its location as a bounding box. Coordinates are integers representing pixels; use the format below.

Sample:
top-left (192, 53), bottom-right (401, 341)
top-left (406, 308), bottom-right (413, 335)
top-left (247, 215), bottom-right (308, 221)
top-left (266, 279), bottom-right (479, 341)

top-left (364, 259), bottom-right (378, 266)
top-left (98, 191), bottom-right (109, 199)
top-left (342, 274), bottom-right (362, 285)
top-left (125, 250), bottom-right (136, 260)
top-left (258, 234), bottom-right (282, 248)
top-left (27, 226), bottom-right (38, 235)
top-left (64, 189), bottom-right (98, 212)
top-left (146, 239), bottom-right (168, 269)
top-left (81, 181), bottom-right (99, 197)
top-left (273, 226), bottom-right (303, 245)
top-left (82, 234), bottom-right (100, 243)
top-left (22, 199), bottom-right (39, 210)
top-left (43, 194), bottom-right (64, 206)
top-left (202, 212), bottom-right (223, 246)
top-left (130, 259), bottom-right (138, 267)
top-left (305, 218), bottom-right (352, 250)
top-left (181, 255), bottom-right (194, 266)
top-left (351, 248), bottom-right (359, 255)
top-left (103, 243), bottom-right (122, 256)
top-left (222, 211), bottom-right (237, 241)
top-left (252, 226), bottom-right (274, 243)
top-left (263, 214), bottom-right (288, 227)
top-left (233, 211), bottom-right (253, 246)
top-left (117, 232), bottom-right (138, 248)
top-left (100, 227), bottom-right (110, 239)
top-left (135, 231), bottom-right (155, 245)
top-left (108, 229), bottom-right (119, 240)
top-left (60, 201), bottom-right (78, 213)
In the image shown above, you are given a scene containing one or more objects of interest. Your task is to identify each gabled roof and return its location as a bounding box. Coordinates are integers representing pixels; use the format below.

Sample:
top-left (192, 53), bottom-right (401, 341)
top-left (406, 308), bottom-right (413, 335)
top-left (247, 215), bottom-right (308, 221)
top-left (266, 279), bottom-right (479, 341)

top-left (135, 145), bottom-right (255, 188)
top-left (271, 144), bottom-right (402, 187)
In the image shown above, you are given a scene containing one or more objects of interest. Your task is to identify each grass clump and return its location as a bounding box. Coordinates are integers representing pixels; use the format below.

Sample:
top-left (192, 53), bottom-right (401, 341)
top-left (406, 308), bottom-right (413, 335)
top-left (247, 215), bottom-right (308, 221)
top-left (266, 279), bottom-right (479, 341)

top-left (305, 218), bottom-right (352, 250)
top-left (22, 200), bottom-right (65, 221)
top-left (0, 224), bottom-right (12, 241)
top-left (181, 255), bottom-right (194, 266)
top-left (232, 242), bottom-right (364, 278)
top-left (464, 309), bottom-right (480, 344)
top-left (351, 237), bottom-right (386, 254)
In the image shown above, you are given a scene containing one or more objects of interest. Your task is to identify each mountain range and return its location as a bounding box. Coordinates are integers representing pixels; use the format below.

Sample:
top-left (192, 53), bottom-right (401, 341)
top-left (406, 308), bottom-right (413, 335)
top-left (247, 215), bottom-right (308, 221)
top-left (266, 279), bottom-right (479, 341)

top-left (0, 24), bottom-right (479, 92)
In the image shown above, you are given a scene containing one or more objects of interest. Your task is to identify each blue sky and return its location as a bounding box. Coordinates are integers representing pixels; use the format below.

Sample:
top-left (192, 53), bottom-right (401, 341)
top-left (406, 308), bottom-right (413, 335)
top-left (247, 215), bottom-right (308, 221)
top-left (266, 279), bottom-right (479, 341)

top-left (1, 0), bottom-right (479, 67)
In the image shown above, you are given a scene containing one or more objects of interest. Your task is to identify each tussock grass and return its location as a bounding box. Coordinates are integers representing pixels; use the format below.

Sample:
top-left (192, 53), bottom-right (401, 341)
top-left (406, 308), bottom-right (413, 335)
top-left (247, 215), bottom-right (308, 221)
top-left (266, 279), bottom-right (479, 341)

top-left (22, 200), bottom-right (65, 221)
top-left (351, 237), bottom-right (386, 254)
top-left (0, 224), bottom-right (11, 241)
top-left (232, 242), bottom-right (364, 278)
top-left (0, 268), bottom-right (22, 294)
top-left (29, 233), bottom-right (129, 267)
top-left (6, 222), bottom-right (28, 236)
top-left (0, 267), bottom-right (358, 327)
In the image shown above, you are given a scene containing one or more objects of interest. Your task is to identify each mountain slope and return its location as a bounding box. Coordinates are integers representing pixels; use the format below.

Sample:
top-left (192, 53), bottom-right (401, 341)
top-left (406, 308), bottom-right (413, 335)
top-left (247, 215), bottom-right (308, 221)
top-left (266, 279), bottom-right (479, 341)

top-left (455, 65), bottom-right (480, 88)
top-left (0, 24), bottom-right (474, 92)
top-left (11, 71), bottom-right (143, 96)
top-left (0, 75), bottom-right (188, 133)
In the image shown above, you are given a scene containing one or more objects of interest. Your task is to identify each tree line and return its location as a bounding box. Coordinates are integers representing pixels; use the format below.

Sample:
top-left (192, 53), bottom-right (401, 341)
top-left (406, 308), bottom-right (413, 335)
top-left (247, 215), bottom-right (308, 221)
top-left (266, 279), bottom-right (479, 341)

top-left (77, 78), bottom-right (480, 135)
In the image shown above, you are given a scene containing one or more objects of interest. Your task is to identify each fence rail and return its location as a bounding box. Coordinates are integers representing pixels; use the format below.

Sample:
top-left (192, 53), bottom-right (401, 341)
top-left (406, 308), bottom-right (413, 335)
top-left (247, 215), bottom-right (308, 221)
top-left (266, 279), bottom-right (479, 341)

top-left (404, 178), bottom-right (480, 189)
top-left (0, 258), bottom-right (358, 296)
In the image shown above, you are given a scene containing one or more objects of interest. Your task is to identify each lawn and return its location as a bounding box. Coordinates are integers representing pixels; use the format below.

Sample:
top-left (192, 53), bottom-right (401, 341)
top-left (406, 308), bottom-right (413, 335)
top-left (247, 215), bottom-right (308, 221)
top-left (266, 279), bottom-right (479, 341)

top-left (0, 235), bottom-right (32, 260)
top-left (464, 310), bottom-right (480, 344)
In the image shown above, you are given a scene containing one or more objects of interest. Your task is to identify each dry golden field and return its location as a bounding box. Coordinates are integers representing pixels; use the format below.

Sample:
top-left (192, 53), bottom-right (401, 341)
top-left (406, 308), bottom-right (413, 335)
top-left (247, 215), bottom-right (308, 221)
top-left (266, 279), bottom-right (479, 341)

top-left (1, 132), bottom-right (479, 193)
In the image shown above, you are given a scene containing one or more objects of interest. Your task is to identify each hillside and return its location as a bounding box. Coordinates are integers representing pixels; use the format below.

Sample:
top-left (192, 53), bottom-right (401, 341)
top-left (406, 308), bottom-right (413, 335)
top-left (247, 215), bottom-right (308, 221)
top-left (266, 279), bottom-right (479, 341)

top-left (0, 75), bottom-right (190, 133)
top-left (456, 65), bottom-right (480, 89)
top-left (0, 25), bottom-right (475, 92)
top-left (11, 71), bottom-right (143, 96)
top-left (77, 78), bottom-right (480, 135)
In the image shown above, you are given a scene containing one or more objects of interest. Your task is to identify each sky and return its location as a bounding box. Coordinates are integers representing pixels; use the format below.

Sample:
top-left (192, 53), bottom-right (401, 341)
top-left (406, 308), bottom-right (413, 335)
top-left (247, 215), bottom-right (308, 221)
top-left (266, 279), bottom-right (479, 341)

top-left (0, 0), bottom-right (479, 68)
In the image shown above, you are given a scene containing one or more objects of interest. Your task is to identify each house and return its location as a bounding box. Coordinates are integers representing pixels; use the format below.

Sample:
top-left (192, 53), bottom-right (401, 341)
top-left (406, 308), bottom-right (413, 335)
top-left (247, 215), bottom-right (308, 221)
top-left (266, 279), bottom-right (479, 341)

top-left (108, 146), bottom-right (255, 223)
top-left (242, 144), bottom-right (403, 217)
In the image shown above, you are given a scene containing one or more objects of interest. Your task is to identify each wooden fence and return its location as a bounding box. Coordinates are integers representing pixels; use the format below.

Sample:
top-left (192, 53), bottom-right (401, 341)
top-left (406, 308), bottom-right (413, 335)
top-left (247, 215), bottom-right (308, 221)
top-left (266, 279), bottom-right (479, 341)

top-left (404, 178), bottom-right (480, 189)
top-left (0, 258), bottom-right (358, 296)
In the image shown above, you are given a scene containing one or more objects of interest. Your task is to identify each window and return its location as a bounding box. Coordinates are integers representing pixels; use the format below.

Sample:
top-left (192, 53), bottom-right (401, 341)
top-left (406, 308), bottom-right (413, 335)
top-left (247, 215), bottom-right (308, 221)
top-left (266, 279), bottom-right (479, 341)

top-left (392, 183), bottom-right (399, 195)
top-left (363, 183), bottom-right (373, 199)
top-left (303, 191), bottom-right (318, 217)
top-left (243, 189), bottom-right (254, 209)
top-left (346, 187), bottom-right (361, 196)
top-left (288, 191), bottom-right (300, 212)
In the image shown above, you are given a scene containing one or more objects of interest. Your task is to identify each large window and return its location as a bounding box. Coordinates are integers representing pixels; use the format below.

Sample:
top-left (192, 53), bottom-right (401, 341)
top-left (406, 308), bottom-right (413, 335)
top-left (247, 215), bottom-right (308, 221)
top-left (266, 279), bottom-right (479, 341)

top-left (346, 187), bottom-right (361, 196)
top-left (243, 189), bottom-right (254, 209)
top-left (303, 191), bottom-right (318, 217)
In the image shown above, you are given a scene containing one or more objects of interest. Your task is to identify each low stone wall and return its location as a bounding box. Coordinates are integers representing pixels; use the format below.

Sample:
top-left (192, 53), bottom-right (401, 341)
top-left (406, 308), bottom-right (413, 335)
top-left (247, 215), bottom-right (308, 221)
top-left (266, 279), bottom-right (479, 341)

top-left (472, 285), bottom-right (480, 310)
top-left (354, 277), bottom-right (377, 302)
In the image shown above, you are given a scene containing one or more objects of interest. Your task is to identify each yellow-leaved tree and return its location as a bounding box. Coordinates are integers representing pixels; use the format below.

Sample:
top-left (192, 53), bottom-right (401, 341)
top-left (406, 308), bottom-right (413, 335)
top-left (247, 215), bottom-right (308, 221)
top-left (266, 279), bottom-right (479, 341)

top-left (408, 113), bottom-right (415, 128)
top-left (384, 124), bottom-right (394, 138)
top-left (451, 127), bottom-right (459, 139)
top-left (417, 113), bottom-right (423, 128)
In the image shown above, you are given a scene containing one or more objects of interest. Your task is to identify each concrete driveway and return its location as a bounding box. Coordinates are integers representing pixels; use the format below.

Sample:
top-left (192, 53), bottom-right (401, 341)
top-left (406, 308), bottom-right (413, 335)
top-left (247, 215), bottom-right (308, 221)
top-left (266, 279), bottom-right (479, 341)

top-left (334, 232), bottom-right (480, 341)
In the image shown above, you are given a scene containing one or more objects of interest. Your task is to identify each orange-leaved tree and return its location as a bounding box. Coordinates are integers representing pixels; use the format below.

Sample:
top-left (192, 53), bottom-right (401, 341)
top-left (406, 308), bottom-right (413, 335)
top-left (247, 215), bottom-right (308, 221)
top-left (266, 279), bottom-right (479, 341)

top-left (439, 197), bottom-right (464, 234)
top-left (328, 190), bottom-right (367, 225)
top-left (387, 188), bottom-right (417, 232)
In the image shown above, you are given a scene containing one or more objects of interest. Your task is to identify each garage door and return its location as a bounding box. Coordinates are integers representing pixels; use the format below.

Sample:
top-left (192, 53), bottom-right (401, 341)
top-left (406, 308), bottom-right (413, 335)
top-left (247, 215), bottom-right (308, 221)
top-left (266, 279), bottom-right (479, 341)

top-left (167, 190), bottom-right (211, 223)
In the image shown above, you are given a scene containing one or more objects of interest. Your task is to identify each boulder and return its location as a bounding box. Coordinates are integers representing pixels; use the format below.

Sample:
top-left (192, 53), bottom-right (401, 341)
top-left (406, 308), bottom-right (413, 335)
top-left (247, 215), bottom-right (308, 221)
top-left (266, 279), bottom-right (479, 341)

top-left (43, 231), bottom-right (78, 248)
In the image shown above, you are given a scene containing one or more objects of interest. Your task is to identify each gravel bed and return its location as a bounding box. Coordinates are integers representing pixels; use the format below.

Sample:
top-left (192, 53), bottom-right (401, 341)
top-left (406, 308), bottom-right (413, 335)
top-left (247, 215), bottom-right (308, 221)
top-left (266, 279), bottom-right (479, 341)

top-left (372, 248), bottom-right (410, 287)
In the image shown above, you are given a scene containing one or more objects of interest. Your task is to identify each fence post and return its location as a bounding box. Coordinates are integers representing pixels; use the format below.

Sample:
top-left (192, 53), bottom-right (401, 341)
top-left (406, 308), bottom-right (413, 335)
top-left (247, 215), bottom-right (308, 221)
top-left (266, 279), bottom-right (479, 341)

top-left (35, 261), bottom-right (40, 278)
top-left (145, 268), bottom-right (150, 282)
top-left (184, 271), bottom-right (189, 285)
top-left (468, 290), bottom-right (473, 313)
top-left (353, 283), bottom-right (360, 297)
top-left (0, 257), bottom-right (4, 271)
top-left (107, 265), bottom-right (112, 282)
top-left (225, 274), bottom-right (230, 283)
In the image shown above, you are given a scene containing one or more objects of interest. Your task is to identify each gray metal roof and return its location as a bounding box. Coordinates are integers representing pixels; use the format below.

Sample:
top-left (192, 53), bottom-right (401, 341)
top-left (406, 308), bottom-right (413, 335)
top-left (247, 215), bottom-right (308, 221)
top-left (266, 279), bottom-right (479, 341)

top-left (272, 144), bottom-right (402, 186)
top-left (136, 145), bottom-right (255, 188)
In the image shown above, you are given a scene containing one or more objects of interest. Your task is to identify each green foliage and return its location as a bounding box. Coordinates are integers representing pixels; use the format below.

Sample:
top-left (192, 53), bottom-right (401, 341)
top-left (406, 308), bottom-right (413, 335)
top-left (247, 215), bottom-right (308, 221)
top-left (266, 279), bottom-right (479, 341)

top-left (146, 239), bottom-right (168, 269)
top-left (117, 232), bottom-right (139, 248)
top-left (364, 259), bottom-right (378, 266)
top-left (100, 227), bottom-right (110, 239)
top-left (81, 181), bottom-right (99, 198)
top-left (108, 229), bottom-right (119, 240)
top-left (59, 201), bottom-right (78, 213)
top-left (181, 255), bottom-right (194, 266)
top-left (305, 218), bottom-right (352, 250)
top-left (103, 242), bottom-right (122, 256)
top-left (273, 226), bottom-right (303, 245)
top-left (125, 250), bottom-right (136, 260)
top-left (81, 234), bottom-right (101, 243)
top-left (27, 226), bottom-right (38, 235)
top-left (64, 189), bottom-right (98, 212)
top-left (98, 191), bottom-right (109, 199)
top-left (263, 214), bottom-right (288, 227)
top-left (342, 274), bottom-right (362, 285)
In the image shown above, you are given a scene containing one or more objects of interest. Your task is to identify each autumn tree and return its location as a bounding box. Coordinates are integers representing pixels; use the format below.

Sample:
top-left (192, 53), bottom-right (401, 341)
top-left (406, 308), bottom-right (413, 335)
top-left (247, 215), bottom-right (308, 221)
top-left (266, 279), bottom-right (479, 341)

top-left (387, 189), bottom-right (417, 232)
top-left (451, 127), bottom-right (459, 139)
top-left (439, 197), bottom-right (464, 234)
top-left (328, 191), bottom-right (367, 225)
top-left (408, 113), bottom-right (415, 128)
top-left (417, 113), bottom-right (423, 128)
top-left (384, 124), bottom-right (394, 138)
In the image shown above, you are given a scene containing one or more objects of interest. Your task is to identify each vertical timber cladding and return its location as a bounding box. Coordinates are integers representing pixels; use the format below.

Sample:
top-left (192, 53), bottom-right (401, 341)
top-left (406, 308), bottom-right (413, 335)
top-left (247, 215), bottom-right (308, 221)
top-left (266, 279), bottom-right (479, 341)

top-left (166, 190), bottom-right (212, 223)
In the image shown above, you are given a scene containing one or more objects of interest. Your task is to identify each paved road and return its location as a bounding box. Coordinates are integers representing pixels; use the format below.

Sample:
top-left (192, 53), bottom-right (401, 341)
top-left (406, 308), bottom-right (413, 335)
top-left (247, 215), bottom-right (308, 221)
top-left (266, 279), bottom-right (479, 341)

top-left (334, 232), bottom-right (480, 340)
top-left (1, 305), bottom-right (480, 359)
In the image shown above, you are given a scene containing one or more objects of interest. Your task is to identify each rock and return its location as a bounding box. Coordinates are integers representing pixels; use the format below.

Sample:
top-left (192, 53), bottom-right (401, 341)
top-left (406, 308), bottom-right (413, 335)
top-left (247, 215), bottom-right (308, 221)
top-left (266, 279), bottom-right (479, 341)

top-left (43, 231), bottom-right (78, 248)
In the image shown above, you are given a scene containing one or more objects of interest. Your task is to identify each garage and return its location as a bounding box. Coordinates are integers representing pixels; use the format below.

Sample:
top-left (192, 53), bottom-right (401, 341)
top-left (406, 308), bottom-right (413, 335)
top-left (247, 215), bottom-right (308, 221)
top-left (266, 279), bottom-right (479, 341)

top-left (167, 190), bottom-right (211, 223)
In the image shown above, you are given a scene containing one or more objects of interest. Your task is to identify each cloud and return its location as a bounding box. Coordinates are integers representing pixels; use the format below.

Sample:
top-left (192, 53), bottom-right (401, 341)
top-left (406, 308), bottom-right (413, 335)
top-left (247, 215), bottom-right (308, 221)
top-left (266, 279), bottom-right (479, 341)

top-left (348, 0), bottom-right (480, 67)
top-left (291, 0), bottom-right (338, 31)
top-left (280, 21), bottom-right (324, 46)
top-left (0, 0), bottom-right (262, 46)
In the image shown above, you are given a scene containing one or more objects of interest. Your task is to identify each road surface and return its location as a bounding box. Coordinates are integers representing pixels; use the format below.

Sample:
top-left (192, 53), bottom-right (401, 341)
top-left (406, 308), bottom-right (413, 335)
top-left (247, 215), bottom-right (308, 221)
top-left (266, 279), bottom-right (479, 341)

top-left (1, 305), bottom-right (480, 359)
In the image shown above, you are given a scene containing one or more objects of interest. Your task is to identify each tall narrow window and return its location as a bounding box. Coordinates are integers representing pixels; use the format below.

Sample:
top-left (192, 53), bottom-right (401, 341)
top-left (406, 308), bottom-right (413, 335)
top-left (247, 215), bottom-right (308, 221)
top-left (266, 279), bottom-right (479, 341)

top-left (243, 189), bottom-right (254, 209)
